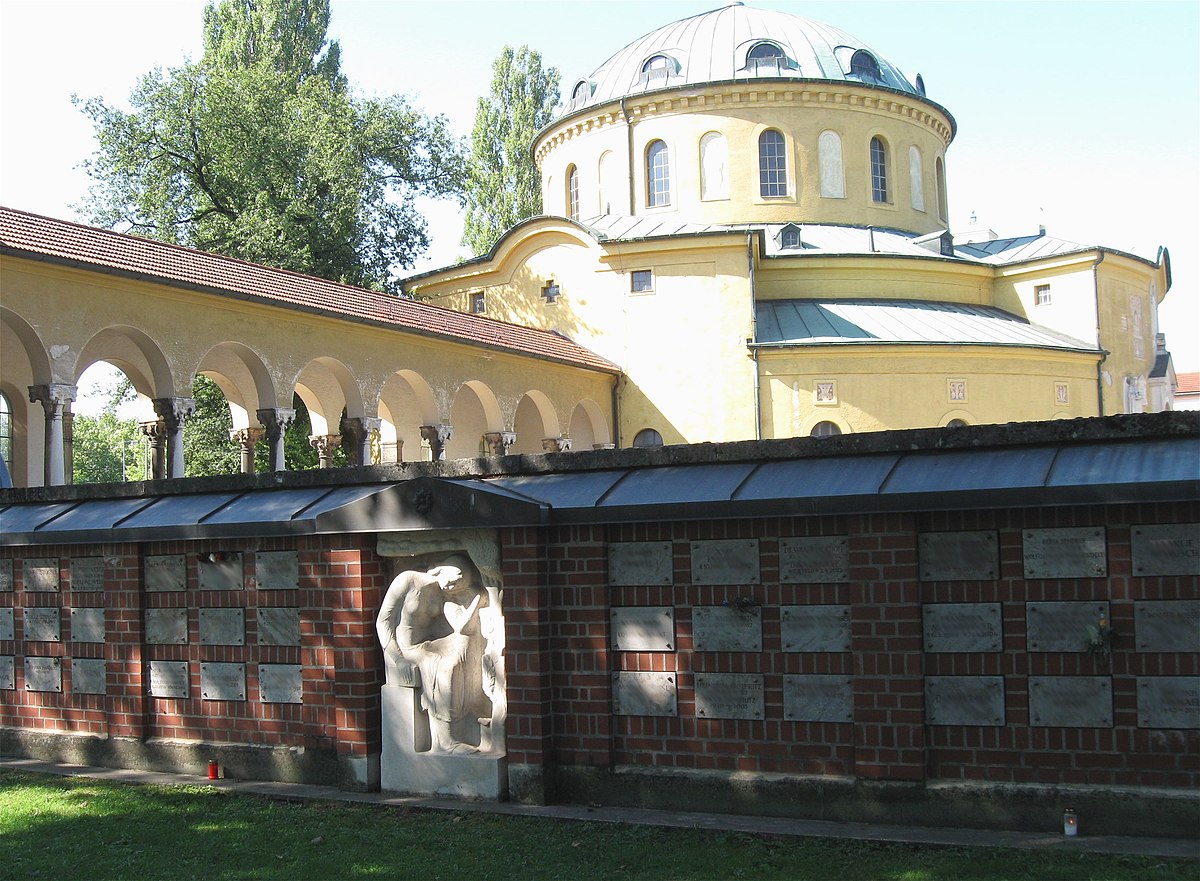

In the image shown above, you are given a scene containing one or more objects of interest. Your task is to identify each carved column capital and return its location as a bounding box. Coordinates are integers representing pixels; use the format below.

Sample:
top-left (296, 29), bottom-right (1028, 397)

top-left (230, 427), bottom-right (264, 475)
top-left (483, 431), bottom-right (517, 456)
top-left (542, 436), bottom-right (572, 453)
top-left (420, 424), bottom-right (453, 460)
top-left (28, 382), bottom-right (77, 414)
top-left (29, 383), bottom-right (77, 486)
top-left (152, 396), bottom-right (195, 430)
top-left (309, 434), bottom-right (342, 468)
top-left (257, 407), bottom-right (296, 473)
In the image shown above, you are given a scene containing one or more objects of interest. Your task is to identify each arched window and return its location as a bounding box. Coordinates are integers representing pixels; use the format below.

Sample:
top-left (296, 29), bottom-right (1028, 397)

top-left (850, 50), bottom-right (881, 82)
top-left (570, 80), bottom-right (590, 109)
top-left (870, 137), bottom-right (889, 203)
top-left (0, 391), bottom-right (12, 478)
top-left (946, 419), bottom-right (968, 428)
top-left (810, 421), bottom-right (842, 437)
top-left (699, 132), bottom-right (728, 200)
top-left (909, 146), bottom-right (924, 212)
top-left (818, 130), bottom-right (844, 198)
top-left (758, 129), bottom-right (788, 197)
top-left (915, 74), bottom-right (926, 96)
top-left (641, 54), bottom-right (673, 83)
top-left (632, 428), bottom-right (664, 448)
top-left (566, 165), bottom-right (580, 220)
top-left (746, 41), bottom-right (786, 73)
top-left (935, 157), bottom-right (948, 221)
top-left (748, 42), bottom-right (785, 62)
top-left (646, 140), bottom-right (670, 207)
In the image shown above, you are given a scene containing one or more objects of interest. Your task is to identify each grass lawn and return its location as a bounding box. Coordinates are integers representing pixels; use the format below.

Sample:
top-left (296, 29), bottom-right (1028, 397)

top-left (0, 769), bottom-right (1193, 881)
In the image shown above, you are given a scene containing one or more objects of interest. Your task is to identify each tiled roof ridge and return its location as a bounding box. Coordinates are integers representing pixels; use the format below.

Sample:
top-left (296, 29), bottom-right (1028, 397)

top-left (0, 206), bottom-right (618, 373)
top-left (1176, 371), bottom-right (1200, 394)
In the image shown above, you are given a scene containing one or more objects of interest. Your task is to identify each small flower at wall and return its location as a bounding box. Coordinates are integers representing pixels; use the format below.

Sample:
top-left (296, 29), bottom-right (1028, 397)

top-left (1083, 615), bottom-right (1116, 659)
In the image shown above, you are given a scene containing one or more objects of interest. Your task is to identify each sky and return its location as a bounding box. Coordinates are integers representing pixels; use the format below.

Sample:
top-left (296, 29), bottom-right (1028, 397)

top-left (1, 0), bottom-right (1197, 373)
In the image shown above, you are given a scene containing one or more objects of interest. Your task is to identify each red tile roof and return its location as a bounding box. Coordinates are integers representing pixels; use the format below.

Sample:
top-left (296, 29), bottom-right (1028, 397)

top-left (0, 206), bottom-right (618, 374)
top-left (1177, 372), bottom-right (1199, 395)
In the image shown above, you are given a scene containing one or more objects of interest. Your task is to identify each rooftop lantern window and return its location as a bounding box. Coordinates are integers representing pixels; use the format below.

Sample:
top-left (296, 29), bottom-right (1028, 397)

top-left (850, 49), bottom-right (881, 82)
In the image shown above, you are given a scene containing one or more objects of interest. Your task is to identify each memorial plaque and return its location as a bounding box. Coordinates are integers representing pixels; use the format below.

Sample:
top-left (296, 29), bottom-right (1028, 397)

top-left (145, 607), bottom-right (188, 645)
top-left (692, 606), bottom-right (762, 652)
top-left (1029, 676), bottom-right (1112, 727)
top-left (1131, 524), bottom-right (1200, 577)
top-left (70, 607), bottom-right (106, 643)
top-left (690, 540), bottom-right (760, 586)
top-left (260, 663), bottom-right (303, 704)
top-left (198, 553), bottom-right (243, 590)
top-left (199, 608), bottom-right (245, 646)
top-left (920, 531), bottom-right (999, 581)
top-left (25, 656), bottom-right (62, 692)
top-left (258, 607), bottom-right (301, 646)
top-left (1026, 602), bottom-right (1108, 652)
top-left (611, 606), bottom-right (674, 652)
top-left (1135, 601), bottom-right (1200, 653)
top-left (780, 605), bottom-right (851, 653)
top-left (148, 660), bottom-right (189, 698)
top-left (70, 557), bottom-right (105, 592)
top-left (0, 655), bottom-right (13, 690)
top-left (0, 608), bottom-right (12, 642)
top-left (1137, 677), bottom-right (1200, 730)
top-left (779, 537), bottom-right (849, 584)
top-left (0, 559), bottom-right (12, 592)
top-left (783, 674), bottom-right (853, 722)
top-left (612, 671), bottom-right (677, 716)
top-left (926, 676), bottom-right (1005, 726)
top-left (23, 558), bottom-right (59, 592)
top-left (23, 607), bottom-right (61, 642)
top-left (695, 673), bottom-right (764, 719)
top-left (201, 662), bottom-right (247, 701)
top-left (1022, 527), bottom-right (1107, 579)
top-left (256, 551), bottom-right (300, 590)
top-left (609, 542), bottom-right (673, 586)
top-left (145, 555), bottom-right (186, 592)
top-left (923, 603), bottom-right (1003, 653)
top-left (71, 658), bottom-right (107, 695)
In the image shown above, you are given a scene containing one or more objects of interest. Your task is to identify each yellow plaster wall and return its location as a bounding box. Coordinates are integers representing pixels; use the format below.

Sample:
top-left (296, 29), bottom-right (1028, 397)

top-left (755, 254), bottom-right (991, 304)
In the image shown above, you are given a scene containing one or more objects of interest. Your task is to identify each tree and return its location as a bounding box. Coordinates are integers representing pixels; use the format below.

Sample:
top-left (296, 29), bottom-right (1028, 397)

top-left (461, 46), bottom-right (560, 255)
top-left (76, 0), bottom-right (463, 292)
top-left (183, 374), bottom-right (240, 477)
top-left (72, 376), bottom-right (143, 484)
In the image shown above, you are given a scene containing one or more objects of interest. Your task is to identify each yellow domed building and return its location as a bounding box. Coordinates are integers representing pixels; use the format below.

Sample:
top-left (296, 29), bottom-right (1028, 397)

top-left (407, 2), bottom-right (1174, 446)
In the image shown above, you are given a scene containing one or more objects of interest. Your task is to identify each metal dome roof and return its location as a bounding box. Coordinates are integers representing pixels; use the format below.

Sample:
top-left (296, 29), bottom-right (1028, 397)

top-left (561, 2), bottom-right (924, 117)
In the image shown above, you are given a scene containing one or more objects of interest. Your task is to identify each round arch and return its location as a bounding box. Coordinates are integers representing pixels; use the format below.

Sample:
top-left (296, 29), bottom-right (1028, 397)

top-left (293, 356), bottom-right (365, 436)
top-left (800, 413), bottom-right (851, 437)
top-left (938, 409), bottom-right (976, 428)
top-left (196, 341), bottom-right (278, 431)
top-left (568, 398), bottom-right (611, 449)
top-left (445, 380), bottom-right (503, 460)
top-left (377, 369), bottom-right (441, 463)
top-left (0, 306), bottom-right (52, 387)
top-left (75, 325), bottom-right (176, 400)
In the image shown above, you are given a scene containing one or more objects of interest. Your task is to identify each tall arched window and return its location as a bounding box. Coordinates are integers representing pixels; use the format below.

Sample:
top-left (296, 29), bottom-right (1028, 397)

top-left (566, 165), bottom-right (580, 220)
top-left (870, 137), bottom-right (889, 203)
top-left (646, 139), bottom-right (670, 207)
top-left (0, 391), bottom-right (12, 479)
top-left (818, 130), bottom-right (844, 198)
top-left (908, 146), bottom-right (924, 211)
top-left (935, 157), bottom-right (948, 221)
top-left (699, 132), bottom-right (728, 200)
top-left (759, 129), bottom-right (788, 197)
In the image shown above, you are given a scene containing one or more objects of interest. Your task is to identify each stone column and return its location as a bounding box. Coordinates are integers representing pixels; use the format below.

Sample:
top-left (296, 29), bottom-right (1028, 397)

top-left (63, 406), bottom-right (75, 484)
top-left (342, 416), bottom-right (382, 467)
top-left (309, 434), bottom-right (342, 468)
top-left (541, 436), bottom-right (573, 453)
top-left (152, 397), bottom-right (195, 479)
top-left (420, 424), bottom-right (453, 461)
top-left (483, 431), bottom-right (517, 456)
top-left (257, 408), bottom-right (296, 473)
top-left (28, 383), bottom-right (76, 486)
top-left (230, 427), bottom-right (264, 474)
top-left (140, 420), bottom-right (167, 480)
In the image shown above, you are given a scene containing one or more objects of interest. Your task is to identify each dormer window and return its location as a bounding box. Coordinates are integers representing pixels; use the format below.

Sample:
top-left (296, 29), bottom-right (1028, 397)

top-left (640, 54), bottom-right (675, 83)
top-left (570, 80), bottom-right (592, 109)
top-left (743, 41), bottom-right (795, 75)
top-left (915, 74), bottom-right (926, 96)
top-left (779, 224), bottom-right (802, 249)
top-left (850, 50), bottom-right (881, 82)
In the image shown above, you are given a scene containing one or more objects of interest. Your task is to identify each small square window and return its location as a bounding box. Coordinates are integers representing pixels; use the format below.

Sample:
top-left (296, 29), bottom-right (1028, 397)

top-left (541, 280), bottom-right (560, 304)
top-left (1035, 284), bottom-right (1052, 305)
top-left (631, 270), bottom-right (653, 293)
top-left (470, 292), bottom-right (486, 314)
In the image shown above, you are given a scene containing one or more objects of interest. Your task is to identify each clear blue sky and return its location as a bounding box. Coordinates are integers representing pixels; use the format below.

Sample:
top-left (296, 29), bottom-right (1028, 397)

top-left (2, 0), bottom-right (1197, 371)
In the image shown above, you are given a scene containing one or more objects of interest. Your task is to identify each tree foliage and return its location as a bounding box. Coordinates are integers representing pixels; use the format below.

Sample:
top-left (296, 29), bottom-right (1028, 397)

top-left (462, 45), bottom-right (560, 255)
top-left (76, 0), bottom-right (463, 292)
top-left (72, 376), bottom-right (142, 484)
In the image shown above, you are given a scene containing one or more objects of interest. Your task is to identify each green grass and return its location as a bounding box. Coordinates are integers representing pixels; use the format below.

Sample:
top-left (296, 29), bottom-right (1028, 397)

top-left (0, 770), bottom-right (1193, 881)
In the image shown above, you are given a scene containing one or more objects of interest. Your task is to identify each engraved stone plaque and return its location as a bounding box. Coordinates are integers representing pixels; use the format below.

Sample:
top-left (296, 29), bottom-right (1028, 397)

top-left (690, 540), bottom-right (760, 586)
top-left (609, 542), bottom-right (673, 586)
top-left (1023, 527), bottom-right (1107, 579)
top-left (1135, 601), bottom-right (1200, 653)
top-left (24, 607), bottom-right (61, 642)
top-left (611, 606), bottom-right (674, 652)
top-left (145, 555), bottom-right (186, 592)
top-left (779, 537), bottom-right (849, 584)
top-left (780, 605), bottom-right (851, 653)
top-left (148, 660), bottom-right (189, 698)
top-left (1026, 602), bottom-right (1108, 652)
top-left (23, 558), bottom-right (59, 591)
top-left (692, 606), bottom-right (762, 652)
top-left (260, 663), bottom-right (303, 704)
top-left (926, 676), bottom-right (1005, 726)
top-left (0, 559), bottom-right (12, 591)
top-left (1131, 524), bottom-right (1200, 577)
top-left (199, 608), bottom-right (245, 646)
top-left (923, 603), bottom-right (1003, 653)
top-left (71, 658), bottom-right (107, 695)
top-left (256, 551), bottom-right (300, 590)
top-left (70, 557), bottom-right (105, 592)
top-left (1029, 676), bottom-right (1112, 727)
top-left (920, 531), bottom-right (999, 581)
top-left (25, 656), bottom-right (62, 692)
top-left (612, 671), bottom-right (677, 716)
top-left (1137, 677), bottom-right (1200, 729)
top-left (198, 554), bottom-right (243, 590)
top-left (70, 607), bottom-right (106, 643)
top-left (0, 655), bottom-right (14, 689)
top-left (0, 608), bottom-right (12, 642)
top-left (695, 673), bottom-right (764, 720)
top-left (783, 674), bottom-right (853, 722)
top-left (257, 607), bottom-right (301, 646)
top-left (145, 607), bottom-right (188, 645)
top-left (201, 662), bottom-right (247, 701)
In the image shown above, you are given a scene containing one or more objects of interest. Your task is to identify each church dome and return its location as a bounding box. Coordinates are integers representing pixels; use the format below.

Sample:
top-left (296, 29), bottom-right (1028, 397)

top-left (562, 1), bottom-right (925, 117)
